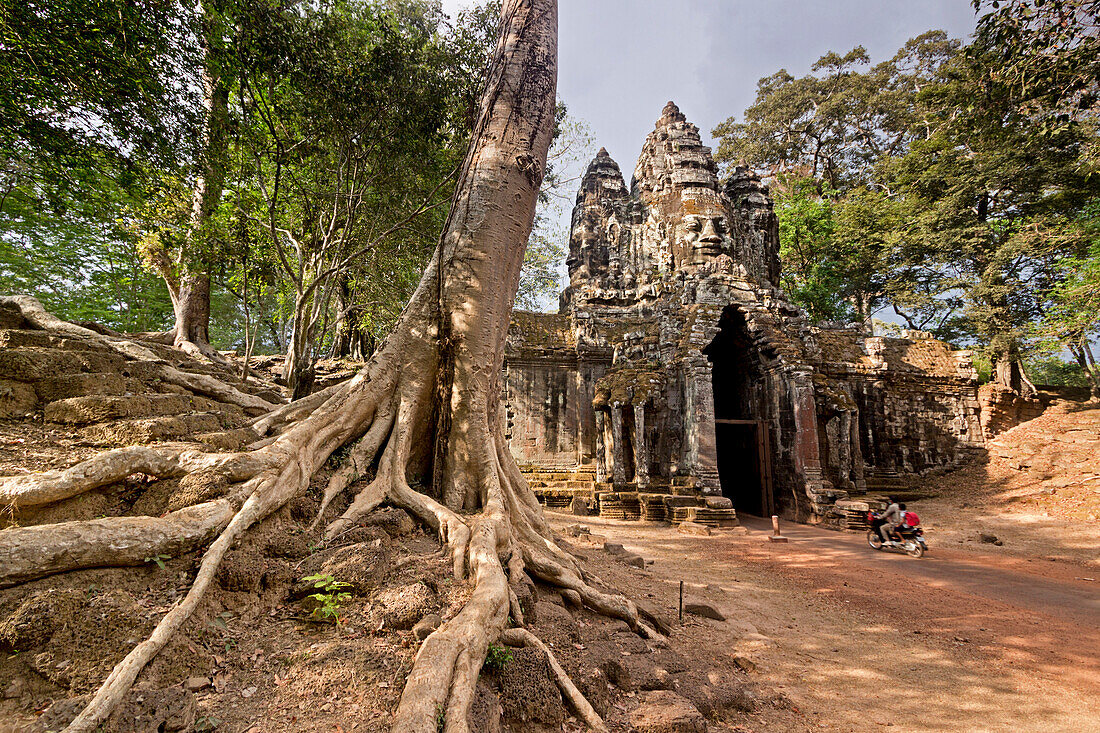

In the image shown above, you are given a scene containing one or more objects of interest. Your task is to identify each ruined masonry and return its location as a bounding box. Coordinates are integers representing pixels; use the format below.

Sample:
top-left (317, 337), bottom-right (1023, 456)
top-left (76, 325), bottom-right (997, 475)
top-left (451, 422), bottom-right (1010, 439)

top-left (502, 102), bottom-right (984, 528)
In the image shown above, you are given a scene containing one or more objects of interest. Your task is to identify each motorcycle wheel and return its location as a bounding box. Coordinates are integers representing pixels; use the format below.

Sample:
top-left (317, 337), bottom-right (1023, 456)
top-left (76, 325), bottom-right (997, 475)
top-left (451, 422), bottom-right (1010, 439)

top-left (867, 530), bottom-right (884, 550)
top-left (905, 541), bottom-right (924, 558)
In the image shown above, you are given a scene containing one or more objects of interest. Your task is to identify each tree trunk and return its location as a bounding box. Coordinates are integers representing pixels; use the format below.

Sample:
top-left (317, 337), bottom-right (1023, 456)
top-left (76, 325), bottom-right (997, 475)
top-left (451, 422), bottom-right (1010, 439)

top-left (0, 4), bottom-right (655, 732)
top-left (1070, 341), bottom-right (1100, 400)
top-left (283, 293), bottom-right (317, 399)
top-left (170, 8), bottom-right (229, 359)
top-left (173, 271), bottom-right (212, 346)
top-left (332, 273), bottom-right (374, 360)
top-left (992, 343), bottom-right (1037, 398)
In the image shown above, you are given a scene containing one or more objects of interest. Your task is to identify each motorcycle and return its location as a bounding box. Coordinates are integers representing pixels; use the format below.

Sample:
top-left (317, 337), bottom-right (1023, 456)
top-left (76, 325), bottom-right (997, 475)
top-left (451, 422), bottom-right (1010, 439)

top-left (866, 512), bottom-right (927, 558)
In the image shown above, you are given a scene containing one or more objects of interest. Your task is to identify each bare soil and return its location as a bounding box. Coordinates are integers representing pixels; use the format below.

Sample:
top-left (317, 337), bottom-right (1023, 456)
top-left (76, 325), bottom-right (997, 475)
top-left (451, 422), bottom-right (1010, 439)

top-left (549, 511), bottom-right (1099, 733)
top-left (907, 398), bottom-right (1100, 567)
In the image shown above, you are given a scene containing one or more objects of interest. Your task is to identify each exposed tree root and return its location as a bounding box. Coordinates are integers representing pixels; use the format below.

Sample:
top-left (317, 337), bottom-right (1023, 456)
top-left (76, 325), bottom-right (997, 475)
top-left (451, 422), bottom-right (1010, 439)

top-left (0, 444), bottom-right (272, 509)
top-left (173, 333), bottom-right (235, 368)
top-left (0, 500), bottom-right (234, 587)
top-left (500, 628), bottom-right (609, 733)
top-left (251, 381), bottom-right (349, 437)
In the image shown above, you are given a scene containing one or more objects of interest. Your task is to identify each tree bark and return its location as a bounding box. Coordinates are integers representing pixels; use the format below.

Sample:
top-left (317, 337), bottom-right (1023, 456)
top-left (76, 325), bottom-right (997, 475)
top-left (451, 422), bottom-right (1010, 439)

top-left (173, 270), bottom-right (213, 346)
top-left (992, 346), bottom-right (1037, 398)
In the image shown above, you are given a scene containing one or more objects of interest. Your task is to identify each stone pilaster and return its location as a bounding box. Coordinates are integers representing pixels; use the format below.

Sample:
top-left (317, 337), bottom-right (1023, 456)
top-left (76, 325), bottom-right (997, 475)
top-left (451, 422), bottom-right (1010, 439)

top-left (610, 405), bottom-right (627, 485)
top-left (633, 403), bottom-right (649, 489)
top-left (683, 356), bottom-right (721, 495)
top-left (594, 410), bottom-right (608, 483)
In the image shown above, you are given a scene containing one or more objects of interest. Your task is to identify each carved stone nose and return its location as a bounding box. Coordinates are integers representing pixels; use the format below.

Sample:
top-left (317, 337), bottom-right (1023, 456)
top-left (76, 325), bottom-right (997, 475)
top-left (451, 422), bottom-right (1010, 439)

top-left (699, 218), bottom-right (722, 243)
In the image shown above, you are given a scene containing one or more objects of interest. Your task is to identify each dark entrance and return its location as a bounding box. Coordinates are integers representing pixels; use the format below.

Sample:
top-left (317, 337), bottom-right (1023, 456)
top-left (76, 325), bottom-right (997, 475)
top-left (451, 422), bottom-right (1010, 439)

top-left (703, 307), bottom-right (774, 515)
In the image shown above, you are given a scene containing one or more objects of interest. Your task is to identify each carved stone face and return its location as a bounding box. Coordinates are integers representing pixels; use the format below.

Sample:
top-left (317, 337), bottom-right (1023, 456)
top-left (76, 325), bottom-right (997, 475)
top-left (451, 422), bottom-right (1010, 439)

top-left (679, 212), bottom-right (730, 264)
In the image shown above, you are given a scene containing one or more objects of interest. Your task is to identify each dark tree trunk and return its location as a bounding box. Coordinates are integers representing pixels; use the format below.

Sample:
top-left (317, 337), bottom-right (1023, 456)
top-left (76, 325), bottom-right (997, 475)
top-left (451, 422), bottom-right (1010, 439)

top-left (332, 275), bottom-right (375, 360)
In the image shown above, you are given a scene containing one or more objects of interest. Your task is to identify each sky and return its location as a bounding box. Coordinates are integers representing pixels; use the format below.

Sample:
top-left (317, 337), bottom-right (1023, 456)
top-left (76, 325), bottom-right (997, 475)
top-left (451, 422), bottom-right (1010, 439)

top-left (442, 0), bottom-right (979, 176)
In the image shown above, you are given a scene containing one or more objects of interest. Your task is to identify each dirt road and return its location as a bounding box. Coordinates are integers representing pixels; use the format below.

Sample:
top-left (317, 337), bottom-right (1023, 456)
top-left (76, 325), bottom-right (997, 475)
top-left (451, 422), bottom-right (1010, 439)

top-left (550, 512), bottom-right (1100, 733)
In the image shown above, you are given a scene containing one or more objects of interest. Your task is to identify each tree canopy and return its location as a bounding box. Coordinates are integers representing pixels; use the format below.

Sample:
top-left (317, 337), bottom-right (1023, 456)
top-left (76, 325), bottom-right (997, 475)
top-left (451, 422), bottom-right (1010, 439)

top-left (714, 5), bottom-right (1100, 395)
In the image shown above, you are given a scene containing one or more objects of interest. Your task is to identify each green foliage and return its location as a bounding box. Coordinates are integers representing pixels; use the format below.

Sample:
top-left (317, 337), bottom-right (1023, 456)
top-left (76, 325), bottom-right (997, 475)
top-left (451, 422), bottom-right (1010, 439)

top-left (1025, 356), bottom-right (1090, 388)
top-left (144, 554), bottom-right (171, 571)
top-left (713, 32), bottom-right (959, 189)
top-left (194, 714), bottom-right (221, 732)
top-left (971, 0), bottom-right (1100, 133)
top-left (1031, 199), bottom-right (1100, 395)
top-left (972, 352), bottom-right (993, 385)
top-left (0, 0), bottom-right (202, 169)
top-left (775, 179), bottom-right (842, 322)
top-left (716, 19), bottom-right (1100, 390)
top-left (0, 0), bottom-right (503, 356)
top-left (302, 573), bottom-right (352, 624)
top-left (483, 642), bottom-right (513, 671)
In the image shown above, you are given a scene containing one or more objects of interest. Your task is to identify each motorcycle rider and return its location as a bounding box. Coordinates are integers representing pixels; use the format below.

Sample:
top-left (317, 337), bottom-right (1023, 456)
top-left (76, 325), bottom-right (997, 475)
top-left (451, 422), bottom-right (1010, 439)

top-left (878, 499), bottom-right (904, 545)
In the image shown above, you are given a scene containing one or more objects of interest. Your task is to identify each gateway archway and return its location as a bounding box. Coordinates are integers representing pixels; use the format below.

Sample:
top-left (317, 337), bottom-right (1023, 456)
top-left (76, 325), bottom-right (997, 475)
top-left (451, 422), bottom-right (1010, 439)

top-left (703, 306), bottom-right (775, 516)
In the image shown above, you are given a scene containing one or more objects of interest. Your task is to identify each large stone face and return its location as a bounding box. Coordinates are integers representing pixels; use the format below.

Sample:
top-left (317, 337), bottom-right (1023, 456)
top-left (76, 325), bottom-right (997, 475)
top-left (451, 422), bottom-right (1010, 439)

top-left (505, 102), bottom-right (983, 526)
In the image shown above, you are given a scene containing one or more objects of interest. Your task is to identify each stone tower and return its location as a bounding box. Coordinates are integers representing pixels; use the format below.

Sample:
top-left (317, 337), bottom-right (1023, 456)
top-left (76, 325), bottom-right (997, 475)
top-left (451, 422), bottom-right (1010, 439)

top-left (562, 102), bottom-right (780, 311)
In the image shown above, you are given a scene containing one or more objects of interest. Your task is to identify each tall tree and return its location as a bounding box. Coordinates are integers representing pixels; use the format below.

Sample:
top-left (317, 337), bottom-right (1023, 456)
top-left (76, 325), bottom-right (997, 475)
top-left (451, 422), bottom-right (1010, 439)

top-left (716, 24), bottom-right (1100, 395)
top-left (231, 0), bottom-right (478, 396)
top-left (1, 4), bottom-right (650, 733)
top-left (0, 0), bottom-right (202, 337)
top-left (1033, 199), bottom-right (1100, 398)
top-left (168, 0), bottom-right (231, 360)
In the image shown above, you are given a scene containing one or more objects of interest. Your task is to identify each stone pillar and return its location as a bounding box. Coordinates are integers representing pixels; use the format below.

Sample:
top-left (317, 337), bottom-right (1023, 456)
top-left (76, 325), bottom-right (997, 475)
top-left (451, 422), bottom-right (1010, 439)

top-left (633, 403), bottom-right (649, 489)
top-left (610, 404), bottom-right (627, 485)
top-left (683, 357), bottom-right (721, 495)
top-left (594, 411), bottom-right (608, 483)
top-left (848, 408), bottom-right (867, 492)
top-left (790, 373), bottom-right (822, 474)
top-left (790, 371), bottom-right (830, 519)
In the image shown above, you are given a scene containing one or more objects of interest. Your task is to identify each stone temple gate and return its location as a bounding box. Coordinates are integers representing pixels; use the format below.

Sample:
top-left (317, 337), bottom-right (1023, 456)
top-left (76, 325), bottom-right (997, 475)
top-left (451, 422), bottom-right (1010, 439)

top-left (501, 102), bottom-right (984, 528)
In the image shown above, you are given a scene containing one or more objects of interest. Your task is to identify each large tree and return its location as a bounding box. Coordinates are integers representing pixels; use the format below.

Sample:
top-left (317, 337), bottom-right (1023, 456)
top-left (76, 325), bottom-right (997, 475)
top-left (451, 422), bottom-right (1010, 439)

top-left (0, 3), bottom-right (652, 732)
top-left (715, 23), bottom-right (1099, 394)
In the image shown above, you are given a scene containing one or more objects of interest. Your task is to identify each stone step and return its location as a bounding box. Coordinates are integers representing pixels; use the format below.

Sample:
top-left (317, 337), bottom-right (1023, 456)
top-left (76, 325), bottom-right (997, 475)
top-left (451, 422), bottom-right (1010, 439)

top-left (0, 347), bottom-right (127, 382)
top-left (34, 373), bottom-right (147, 403)
top-left (669, 506), bottom-right (737, 528)
top-left (43, 393), bottom-right (247, 425)
top-left (0, 329), bottom-right (114, 352)
top-left (82, 412), bottom-right (227, 445)
top-left (535, 480), bottom-right (595, 491)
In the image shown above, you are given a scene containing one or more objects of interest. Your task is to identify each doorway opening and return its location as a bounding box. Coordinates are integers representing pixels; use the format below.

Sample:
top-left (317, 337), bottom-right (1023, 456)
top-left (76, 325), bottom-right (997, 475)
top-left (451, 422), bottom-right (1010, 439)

top-left (703, 306), bottom-right (774, 516)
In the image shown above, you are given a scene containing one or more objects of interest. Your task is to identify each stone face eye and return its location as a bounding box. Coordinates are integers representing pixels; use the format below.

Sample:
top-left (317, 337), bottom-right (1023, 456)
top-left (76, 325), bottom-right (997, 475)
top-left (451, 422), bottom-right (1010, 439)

top-left (685, 218), bottom-right (702, 231)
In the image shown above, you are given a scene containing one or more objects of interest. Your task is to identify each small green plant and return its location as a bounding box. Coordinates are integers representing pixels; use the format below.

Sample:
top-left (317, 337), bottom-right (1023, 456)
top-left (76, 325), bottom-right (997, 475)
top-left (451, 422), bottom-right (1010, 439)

top-left (435, 703), bottom-right (446, 732)
top-left (302, 573), bottom-right (352, 624)
top-left (194, 715), bottom-right (220, 731)
top-left (483, 642), bottom-right (512, 672)
top-left (211, 611), bottom-right (234, 631)
top-left (144, 554), bottom-right (170, 570)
